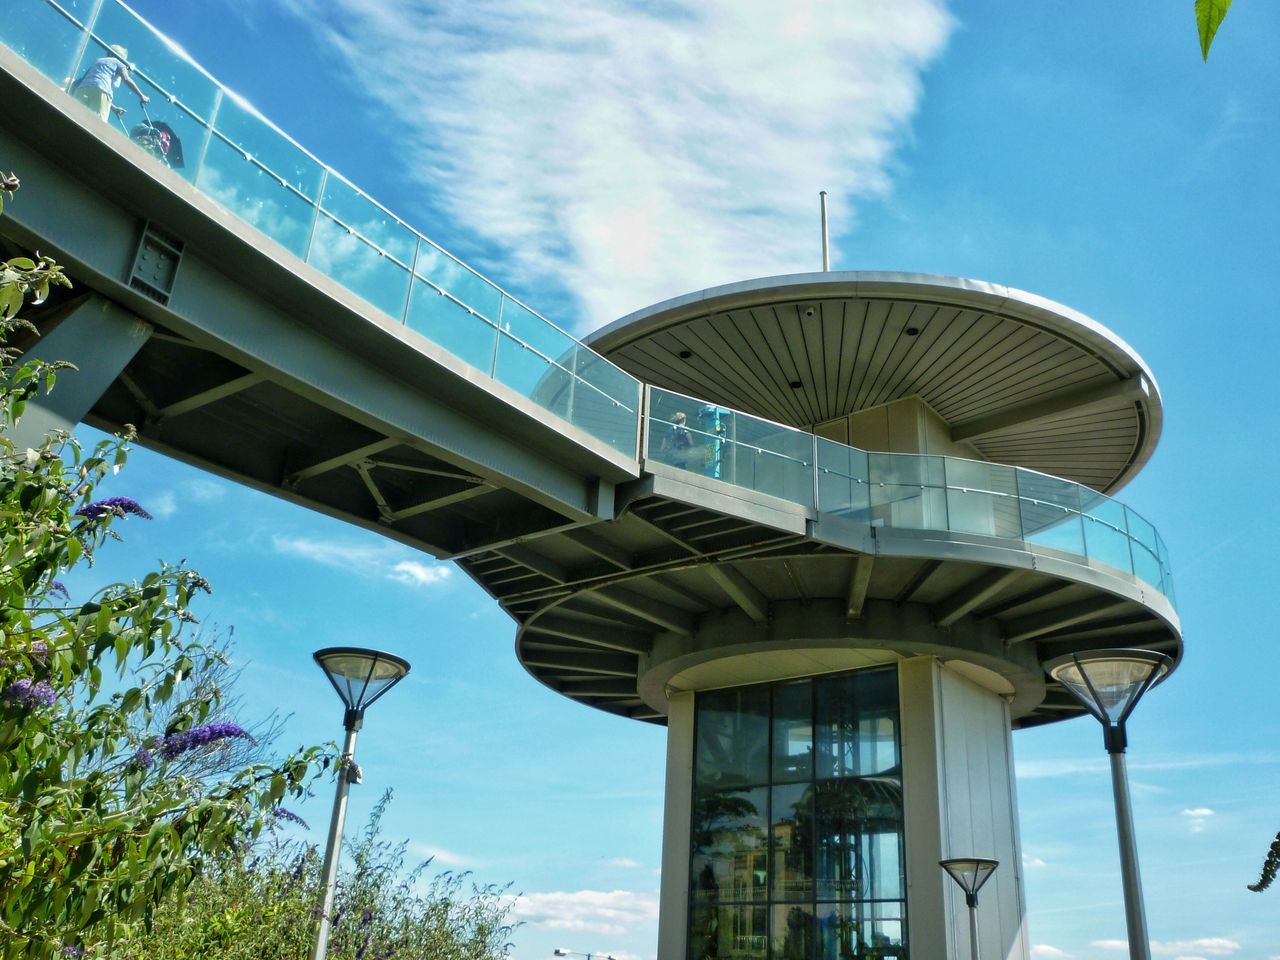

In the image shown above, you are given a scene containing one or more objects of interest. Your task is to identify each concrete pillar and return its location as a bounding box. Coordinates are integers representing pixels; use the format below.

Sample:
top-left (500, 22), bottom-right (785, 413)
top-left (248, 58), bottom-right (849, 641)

top-left (657, 690), bottom-right (695, 959)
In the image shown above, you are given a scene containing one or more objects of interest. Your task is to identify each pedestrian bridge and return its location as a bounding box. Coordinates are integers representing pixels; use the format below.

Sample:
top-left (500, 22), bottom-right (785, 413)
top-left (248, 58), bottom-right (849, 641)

top-left (0, 0), bottom-right (1180, 727)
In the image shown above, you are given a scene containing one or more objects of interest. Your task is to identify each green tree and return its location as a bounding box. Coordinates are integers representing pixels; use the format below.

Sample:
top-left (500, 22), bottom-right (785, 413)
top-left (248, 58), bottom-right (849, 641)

top-left (0, 177), bottom-right (327, 958)
top-left (1197, 0), bottom-right (1234, 59)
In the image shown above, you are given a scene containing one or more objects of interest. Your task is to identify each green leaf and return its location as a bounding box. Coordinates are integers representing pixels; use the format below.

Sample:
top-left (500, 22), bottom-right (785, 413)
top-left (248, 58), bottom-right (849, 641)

top-left (1196, 0), bottom-right (1233, 59)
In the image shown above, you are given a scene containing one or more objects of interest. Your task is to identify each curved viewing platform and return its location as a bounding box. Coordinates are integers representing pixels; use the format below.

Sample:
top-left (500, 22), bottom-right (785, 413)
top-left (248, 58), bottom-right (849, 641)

top-left (0, 0), bottom-right (1175, 613)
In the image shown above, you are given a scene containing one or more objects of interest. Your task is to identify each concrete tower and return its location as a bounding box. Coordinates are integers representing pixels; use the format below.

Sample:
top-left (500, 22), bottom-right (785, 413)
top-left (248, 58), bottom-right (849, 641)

top-left (508, 273), bottom-right (1182, 959)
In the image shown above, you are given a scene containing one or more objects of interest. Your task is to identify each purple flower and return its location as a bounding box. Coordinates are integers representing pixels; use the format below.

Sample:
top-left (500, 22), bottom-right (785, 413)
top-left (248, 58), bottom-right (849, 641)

top-left (27, 641), bottom-right (48, 663)
top-left (134, 745), bottom-right (154, 771)
top-left (272, 807), bottom-right (309, 829)
top-left (75, 496), bottom-right (153, 521)
top-left (64, 947), bottom-right (84, 958)
top-left (48, 581), bottom-right (69, 600)
top-left (3, 678), bottom-right (56, 709)
top-left (159, 721), bottom-right (255, 760)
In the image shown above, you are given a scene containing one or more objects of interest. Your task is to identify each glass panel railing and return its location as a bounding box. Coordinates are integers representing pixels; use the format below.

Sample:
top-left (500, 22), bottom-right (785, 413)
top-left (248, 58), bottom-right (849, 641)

top-left (868, 452), bottom-right (946, 532)
top-left (0, 0), bottom-right (644, 456)
top-left (646, 391), bottom-right (1174, 604)
top-left (308, 211), bottom-right (412, 319)
top-left (648, 388), bottom-right (814, 507)
top-left (816, 437), bottom-right (869, 520)
top-left (0, 0), bottom-right (84, 86)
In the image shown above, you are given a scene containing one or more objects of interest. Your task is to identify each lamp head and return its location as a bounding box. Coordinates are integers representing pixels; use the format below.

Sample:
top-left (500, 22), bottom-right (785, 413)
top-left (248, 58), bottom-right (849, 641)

top-left (1045, 647), bottom-right (1172, 751)
top-left (940, 857), bottom-right (999, 907)
top-left (314, 647), bottom-right (411, 729)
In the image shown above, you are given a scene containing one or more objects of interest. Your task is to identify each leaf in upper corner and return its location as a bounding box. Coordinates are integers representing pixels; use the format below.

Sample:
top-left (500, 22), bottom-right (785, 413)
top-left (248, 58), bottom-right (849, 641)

top-left (1197, 0), bottom-right (1234, 60)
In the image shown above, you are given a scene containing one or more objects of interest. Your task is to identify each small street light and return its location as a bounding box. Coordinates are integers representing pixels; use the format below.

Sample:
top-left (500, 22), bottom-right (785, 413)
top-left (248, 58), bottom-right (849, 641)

top-left (553, 950), bottom-right (617, 959)
top-left (311, 647), bottom-right (412, 960)
top-left (940, 857), bottom-right (999, 960)
top-left (1045, 647), bottom-right (1172, 960)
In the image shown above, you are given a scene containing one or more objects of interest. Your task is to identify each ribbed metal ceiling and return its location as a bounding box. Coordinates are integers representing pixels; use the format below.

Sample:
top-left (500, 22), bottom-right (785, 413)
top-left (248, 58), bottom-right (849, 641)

top-left (587, 273), bottom-right (1162, 494)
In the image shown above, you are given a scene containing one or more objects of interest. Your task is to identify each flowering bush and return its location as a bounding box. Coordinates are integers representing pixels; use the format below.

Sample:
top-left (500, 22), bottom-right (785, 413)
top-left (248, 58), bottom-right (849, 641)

top-left (0, 242), bottom-right (327, 958)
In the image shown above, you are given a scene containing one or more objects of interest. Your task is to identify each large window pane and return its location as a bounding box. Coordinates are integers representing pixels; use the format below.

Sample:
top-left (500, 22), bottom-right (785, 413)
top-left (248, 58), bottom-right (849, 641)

top-left (816, 438), bottom-right (870, 520)
top-left (413, 244), bottom-right (502, 321)
top-left (817, 901), bottom-right (906, 959)
top-left (868, 454), bottom-right (946, 530)
top-left (212, 95), bottom-right (323, 199)
top-left (771, 783), bottom-right (814, 902)
top-left (816, 668), bottom-right (900, 779)
top-left (697, 685), bottom-right (770, 789)
top-left (814, 779), bottom-right (904, 902)
top-left (690, 903), bottom-right (768, 960)
top-left (1017, 469), bottom-right (1084, 556)
top-left (771, 903), bottom-right (818, 960)
top-left (691, 787), bottom-right (768, 904)
top-left (772, 681), bottom-right (813, 783)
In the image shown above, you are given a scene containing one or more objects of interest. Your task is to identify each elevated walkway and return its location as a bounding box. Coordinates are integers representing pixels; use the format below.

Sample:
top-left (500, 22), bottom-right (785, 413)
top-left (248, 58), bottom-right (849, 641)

top-left (0, 0), bottom-right (1180, 729)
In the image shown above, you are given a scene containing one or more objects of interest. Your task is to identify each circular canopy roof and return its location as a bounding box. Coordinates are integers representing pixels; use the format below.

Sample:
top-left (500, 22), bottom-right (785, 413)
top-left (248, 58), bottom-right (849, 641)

top-left (588, 272), bottom-right (1163, 493)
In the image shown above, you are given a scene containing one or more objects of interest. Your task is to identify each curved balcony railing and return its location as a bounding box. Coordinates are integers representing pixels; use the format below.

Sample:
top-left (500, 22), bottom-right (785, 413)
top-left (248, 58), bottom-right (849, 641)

top-left (1, 0), bottom-right (642, 456)
top-left (645, 387), bottom-right (1175, 607)
top-left (0, 0), bottom-right (1175, 610)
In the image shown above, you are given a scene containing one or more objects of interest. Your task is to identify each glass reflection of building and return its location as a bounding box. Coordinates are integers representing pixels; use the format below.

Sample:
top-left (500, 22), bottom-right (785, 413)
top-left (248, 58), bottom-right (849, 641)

top-left (690, 668), bottom-right (905, 960)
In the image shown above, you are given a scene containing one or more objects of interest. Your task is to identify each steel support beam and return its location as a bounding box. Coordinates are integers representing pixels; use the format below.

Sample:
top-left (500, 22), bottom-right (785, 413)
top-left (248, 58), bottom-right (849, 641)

top-left (521, 650), bottom-right (638, 677)
top-left (951, 377), bottom-right (1147, 442)
top-left (6, 294), bottom-right (151, 449)
top-left (525, 616), bottom-right (653, 655)
top-left (594, 586), bottom-right (695, 635)
top-left (705, 563), bottom-right (770, 623)
top-left (845, 554), bottom-right (875, 620)
top-left (1004, 595), bottom-right (1132, 645)
top-left (155, 371), bottom-right (264, 421)
top-left (933, 568), bottom-right (1023, 628)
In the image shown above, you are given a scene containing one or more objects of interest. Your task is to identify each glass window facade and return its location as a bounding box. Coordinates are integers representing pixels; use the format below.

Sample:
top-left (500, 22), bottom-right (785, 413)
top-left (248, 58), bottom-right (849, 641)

top-left (690, 667), bottom-right (905, 960)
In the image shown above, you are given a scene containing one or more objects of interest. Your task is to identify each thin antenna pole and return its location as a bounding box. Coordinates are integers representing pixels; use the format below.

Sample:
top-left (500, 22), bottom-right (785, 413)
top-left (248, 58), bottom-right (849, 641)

top-left (819, 191), bottom-right (830, 272)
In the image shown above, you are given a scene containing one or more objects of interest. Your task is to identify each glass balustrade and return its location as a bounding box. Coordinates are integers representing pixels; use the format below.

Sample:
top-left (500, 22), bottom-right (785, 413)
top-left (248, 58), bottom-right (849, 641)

top-left (648, 388), bottom-right (1175, 605)
top-left (1, 0), bottom-right (1174, 607)
top-left (1, 0), bottom-right (641, 457)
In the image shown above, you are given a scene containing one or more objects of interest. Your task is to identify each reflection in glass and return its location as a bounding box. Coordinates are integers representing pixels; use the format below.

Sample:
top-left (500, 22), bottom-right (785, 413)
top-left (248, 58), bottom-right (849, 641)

top-left (772, 903), bottom-right (818, 960)
top-left (198, 134), bottom-right (314, 257)
top-left (697, 685), bottom-right (770, 789)
top-left (691, 787), bottom-right (768, 904)
top-left (773, 681), bottom-right (814, 782)
top-left (691, 668), bottom-right (906, 958)
top-left (771, 783), bottom-right (814, 901)
top-left (404, 278), bottom-right (497, 373)
top-left (309, 212), bottom-right (411, 318)
top-left (93, 1), bottom-right (219, 120)
top-left (0, 0), bottom-right (85, 85)
top-left (691, 903), bottom-right (768, 960)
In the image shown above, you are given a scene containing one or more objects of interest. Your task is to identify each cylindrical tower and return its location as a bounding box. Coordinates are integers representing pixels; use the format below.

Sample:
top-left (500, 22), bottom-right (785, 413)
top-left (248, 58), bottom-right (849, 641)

top-left (479, 272), bottom-right (1179, 959)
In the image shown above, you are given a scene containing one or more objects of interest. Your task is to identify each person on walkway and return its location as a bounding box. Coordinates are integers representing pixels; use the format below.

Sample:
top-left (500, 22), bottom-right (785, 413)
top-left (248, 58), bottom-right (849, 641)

top-left (72, 45), bottom-right (149, 122)
top-left (662, 411), bottom-right (695, 470)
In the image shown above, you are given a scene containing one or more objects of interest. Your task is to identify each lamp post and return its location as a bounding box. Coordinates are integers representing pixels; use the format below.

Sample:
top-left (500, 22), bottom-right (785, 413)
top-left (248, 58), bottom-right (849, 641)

top-left (311, 647), bottom-right (411, 960)
top-left (553, 950), bottom-right (617, 959)
top-left (1045, 647), bottom-right (1172, 960)
top-left (940, 858), bottom-right (999, 960)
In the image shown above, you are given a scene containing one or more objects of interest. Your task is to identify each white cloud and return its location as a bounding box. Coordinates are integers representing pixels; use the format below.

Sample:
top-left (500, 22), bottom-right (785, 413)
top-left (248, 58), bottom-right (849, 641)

top-left (1182, 807), bottom-right (1215, 834)
top-left (512, 889), bottom-right (659, 936)
top-left (277, 0), bottom-right (954, 331)
top-left (1094, 940), bottom-right (1240, 957)
top-left (607, 857), bottom-right (642, 869)
top-left (150, 490), bottom-right (178, 519)
top-left (188, 477), bottom-right (227, 502)
top-left (408, 841), bottom-right (477, 867)
top-left (271, 534), bottom-right (454, 589)
top-left (1022, 854), bottom-right (1047, 870)
top-left (1030, 947), bottom-right (1072, 959)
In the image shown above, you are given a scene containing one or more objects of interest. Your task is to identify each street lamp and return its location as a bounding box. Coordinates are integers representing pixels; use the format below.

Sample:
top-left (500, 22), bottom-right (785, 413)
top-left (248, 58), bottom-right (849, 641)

top-left (311, 647), bottom-right (412, 960)
top-left (939, 858), bottom-right (999, 960)
top-left (553, 950), bottom-right (617, 959)
top-left (1045, 647), bottom-right (1172, 960)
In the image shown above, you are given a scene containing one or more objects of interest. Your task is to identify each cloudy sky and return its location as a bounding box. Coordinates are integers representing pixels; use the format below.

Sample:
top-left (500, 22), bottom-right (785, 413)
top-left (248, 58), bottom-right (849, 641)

top-left (23, 0), bottom-right (1280, 957)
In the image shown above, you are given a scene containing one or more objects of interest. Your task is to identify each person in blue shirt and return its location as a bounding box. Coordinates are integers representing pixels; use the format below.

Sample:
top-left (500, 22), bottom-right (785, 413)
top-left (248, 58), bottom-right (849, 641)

top-left (72, 45), bottom-right (149, 122)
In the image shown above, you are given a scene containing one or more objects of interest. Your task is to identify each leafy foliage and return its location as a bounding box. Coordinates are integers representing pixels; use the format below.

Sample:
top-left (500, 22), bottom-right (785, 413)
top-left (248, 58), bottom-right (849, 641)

top-left (1248, 829), bottom-right (1280, 892)
top-left (112, 791), bottom-right (518, 960)
top-left (0, 233), bottom-right (327, 957)
top-left (1196, 0), bottom-right (1234, 60)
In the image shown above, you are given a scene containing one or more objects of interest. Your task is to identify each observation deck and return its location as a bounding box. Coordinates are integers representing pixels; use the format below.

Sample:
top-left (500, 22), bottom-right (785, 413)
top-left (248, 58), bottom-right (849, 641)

top-left (0, 0), bottom-right (1180, 734)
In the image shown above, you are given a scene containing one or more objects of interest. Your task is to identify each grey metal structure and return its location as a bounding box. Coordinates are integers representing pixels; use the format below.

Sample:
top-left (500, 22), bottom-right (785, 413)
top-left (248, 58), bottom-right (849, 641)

top-left (0, 6), bottom-right (1182, 955)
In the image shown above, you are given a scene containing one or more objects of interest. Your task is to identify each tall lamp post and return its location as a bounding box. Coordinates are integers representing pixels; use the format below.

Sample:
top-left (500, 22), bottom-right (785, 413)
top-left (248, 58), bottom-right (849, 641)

top-left (940, 858), bottom-right (999, 960)
top-left (311, 647), bottom-right (412, 960)
top-left (1045, 647), bottom-right (1172, 960)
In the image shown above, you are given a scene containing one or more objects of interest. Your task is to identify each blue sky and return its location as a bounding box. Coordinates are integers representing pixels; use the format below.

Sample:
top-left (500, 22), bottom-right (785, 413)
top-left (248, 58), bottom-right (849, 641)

top-left (43, 0), bottom-right (1280, 957)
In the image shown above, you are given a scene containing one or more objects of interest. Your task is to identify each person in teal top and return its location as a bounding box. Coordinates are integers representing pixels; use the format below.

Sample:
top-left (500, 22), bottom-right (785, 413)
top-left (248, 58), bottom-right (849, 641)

top-left (72, 45), bottom-right (150, 122)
